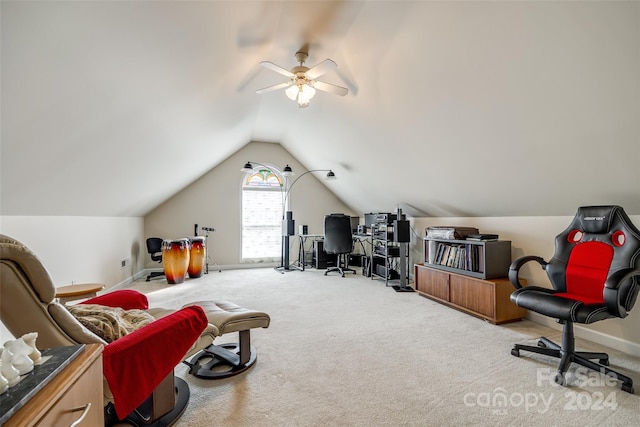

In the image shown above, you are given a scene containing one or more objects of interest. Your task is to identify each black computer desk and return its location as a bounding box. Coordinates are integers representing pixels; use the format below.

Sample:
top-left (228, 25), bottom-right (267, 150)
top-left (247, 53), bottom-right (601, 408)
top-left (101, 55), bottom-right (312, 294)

top-left (295, 233), bottom-right (370, 271)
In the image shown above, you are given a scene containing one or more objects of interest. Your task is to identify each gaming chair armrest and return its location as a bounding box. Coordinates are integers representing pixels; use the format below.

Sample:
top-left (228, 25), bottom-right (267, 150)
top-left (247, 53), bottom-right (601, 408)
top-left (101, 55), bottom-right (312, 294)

top-left (82, 289), bottom-right (149, 310)
top-left (508, 256), bottom-right (548, 290)
top-left (603, 268), bottom-right (640, 318)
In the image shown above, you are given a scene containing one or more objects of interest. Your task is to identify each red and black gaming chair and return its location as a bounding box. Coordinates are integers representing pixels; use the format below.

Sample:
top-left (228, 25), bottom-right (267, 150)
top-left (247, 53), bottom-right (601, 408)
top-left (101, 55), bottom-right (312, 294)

top-left (509, 205), bottom-right (640, 394)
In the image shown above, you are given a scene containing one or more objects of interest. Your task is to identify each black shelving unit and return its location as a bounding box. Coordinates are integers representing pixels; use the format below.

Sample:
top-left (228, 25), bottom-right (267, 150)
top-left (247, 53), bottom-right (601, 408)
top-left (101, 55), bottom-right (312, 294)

top-left (423, 237), bottom-right (512, 280)
top-left (370, 212), bottom-right (410, 289)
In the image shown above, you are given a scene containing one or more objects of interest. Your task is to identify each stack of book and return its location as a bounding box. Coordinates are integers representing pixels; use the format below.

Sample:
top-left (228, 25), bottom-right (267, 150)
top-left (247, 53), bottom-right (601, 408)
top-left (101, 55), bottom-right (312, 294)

top-left (430, 242), bottom-right (484, 272)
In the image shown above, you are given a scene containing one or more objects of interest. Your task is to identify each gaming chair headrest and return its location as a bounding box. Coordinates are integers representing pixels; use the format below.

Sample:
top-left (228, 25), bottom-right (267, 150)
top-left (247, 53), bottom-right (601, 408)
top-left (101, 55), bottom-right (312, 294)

top-left (555, 205), bottom-right (640, 271)
top-left (575, 206), bottom-right (620, 234)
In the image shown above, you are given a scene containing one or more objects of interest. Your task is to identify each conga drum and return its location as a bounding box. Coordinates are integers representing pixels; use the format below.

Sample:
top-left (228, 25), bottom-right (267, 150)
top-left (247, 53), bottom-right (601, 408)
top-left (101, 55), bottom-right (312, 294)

top-left (162, 238), bottom-right (190, 284)
top-left (188, 236), bottom-right (206, 278)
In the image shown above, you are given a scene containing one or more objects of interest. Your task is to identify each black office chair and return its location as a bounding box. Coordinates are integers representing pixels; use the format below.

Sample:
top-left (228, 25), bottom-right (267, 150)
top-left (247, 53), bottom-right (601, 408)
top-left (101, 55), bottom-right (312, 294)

top-left (509, 206), bottom-right (640, 393)
top-left (323, 214), bottom-right (356, 277)
top-left (146, 237), bottom-right (165, 281)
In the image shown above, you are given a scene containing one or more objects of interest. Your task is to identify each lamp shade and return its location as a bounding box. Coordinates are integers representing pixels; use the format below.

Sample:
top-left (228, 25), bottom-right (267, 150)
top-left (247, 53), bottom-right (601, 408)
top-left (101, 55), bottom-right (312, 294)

top-left (301, 84), bottom-right (316, 100)
top-left (285, 85), bottom-right (298, 101)
top-left (285, 83), bottom-right (317, 108)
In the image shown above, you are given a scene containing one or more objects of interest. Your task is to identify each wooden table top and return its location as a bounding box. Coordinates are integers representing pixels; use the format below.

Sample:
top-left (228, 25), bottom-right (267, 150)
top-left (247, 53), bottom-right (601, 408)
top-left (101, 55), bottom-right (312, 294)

top-left (55, 283), bottom-right (105, 298)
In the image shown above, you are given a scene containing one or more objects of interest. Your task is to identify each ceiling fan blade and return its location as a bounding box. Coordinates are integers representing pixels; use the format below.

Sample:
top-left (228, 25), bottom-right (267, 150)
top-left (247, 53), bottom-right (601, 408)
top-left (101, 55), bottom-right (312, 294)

top-left (260, 61), bottom-right (294, 77)
top-left (256, 81), bottom-right (292, 94)
top-left (306, 59), bottom-right (337, 80)
top-left (313, 80), bottom-right (349, 97)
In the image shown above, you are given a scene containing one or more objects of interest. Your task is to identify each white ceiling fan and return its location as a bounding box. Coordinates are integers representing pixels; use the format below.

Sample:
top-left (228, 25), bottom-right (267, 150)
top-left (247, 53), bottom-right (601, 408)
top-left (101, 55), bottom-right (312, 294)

top-left (256, 50), bottom-right (348, 108)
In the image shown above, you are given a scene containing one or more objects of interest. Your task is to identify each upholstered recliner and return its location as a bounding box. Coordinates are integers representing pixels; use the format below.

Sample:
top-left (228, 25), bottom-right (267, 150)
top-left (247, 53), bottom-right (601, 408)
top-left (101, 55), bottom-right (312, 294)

top-left (509, 206), bottom-right (640, 394)
top-left (0, 234), bottom-right (219, 426)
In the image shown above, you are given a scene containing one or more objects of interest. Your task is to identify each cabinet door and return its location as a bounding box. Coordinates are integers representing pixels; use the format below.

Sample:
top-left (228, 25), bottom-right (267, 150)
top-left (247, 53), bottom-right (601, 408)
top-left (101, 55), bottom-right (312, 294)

top-left (416, 266), bottom-right (449, 301)
top-left (449, 275), bottom-right (494, 319)
top-left (35, 355), bottom-right (104, 427)
top-left (493, 278), bottom-right (527, 323)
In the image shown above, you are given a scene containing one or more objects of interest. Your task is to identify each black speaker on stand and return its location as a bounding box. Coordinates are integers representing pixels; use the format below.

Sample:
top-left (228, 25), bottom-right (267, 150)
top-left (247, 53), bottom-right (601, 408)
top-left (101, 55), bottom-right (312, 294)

top-left (276, 211), bottom-right (295, 273)
top-left (392, 209), bottom-right (414, 292)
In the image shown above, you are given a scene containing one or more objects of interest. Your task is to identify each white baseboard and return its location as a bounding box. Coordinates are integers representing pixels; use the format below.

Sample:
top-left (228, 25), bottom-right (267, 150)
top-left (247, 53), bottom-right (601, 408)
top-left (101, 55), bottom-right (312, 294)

top-left (139, 262), bottom-right (279, 275)
top-left (114, 263), bottom-right (280, 289)
top-left (108, 270), bottom-right (148, 291)
top-left (215, 262), bottom-right (279, 270)
top-left (526, 312), bottom-right (640, 358)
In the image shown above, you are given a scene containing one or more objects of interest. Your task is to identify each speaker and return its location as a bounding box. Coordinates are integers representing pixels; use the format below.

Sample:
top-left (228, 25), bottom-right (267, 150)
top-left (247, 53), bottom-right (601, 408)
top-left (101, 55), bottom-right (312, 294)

top-left (282, 211), bottom-right (295, 236)
top-left (299, 225), bottom-right (308, 235)
top-left (393, 220), bottom-right (410, 242)
top-left (348, 254), bottom-right (362, 266)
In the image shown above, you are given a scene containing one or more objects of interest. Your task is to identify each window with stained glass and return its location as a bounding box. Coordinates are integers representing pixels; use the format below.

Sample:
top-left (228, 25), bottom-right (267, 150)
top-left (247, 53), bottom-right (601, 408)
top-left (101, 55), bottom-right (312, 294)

top-left (241, 168), bottom-right (284, 261)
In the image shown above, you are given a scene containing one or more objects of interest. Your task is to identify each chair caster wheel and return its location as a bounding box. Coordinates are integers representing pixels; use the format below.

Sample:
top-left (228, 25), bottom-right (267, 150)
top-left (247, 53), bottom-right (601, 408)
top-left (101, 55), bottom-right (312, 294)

top-left (621, 383), bottom-right (634, 394)
top-left (554, 373), bottom-right (567, 386)
top-left (511, 348), bottom-right (520, 357)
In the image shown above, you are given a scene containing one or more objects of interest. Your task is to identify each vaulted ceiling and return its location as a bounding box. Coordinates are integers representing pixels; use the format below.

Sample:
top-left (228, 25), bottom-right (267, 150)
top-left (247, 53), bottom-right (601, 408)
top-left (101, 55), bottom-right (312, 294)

top-left (2, 1), bottom-right (639, 218)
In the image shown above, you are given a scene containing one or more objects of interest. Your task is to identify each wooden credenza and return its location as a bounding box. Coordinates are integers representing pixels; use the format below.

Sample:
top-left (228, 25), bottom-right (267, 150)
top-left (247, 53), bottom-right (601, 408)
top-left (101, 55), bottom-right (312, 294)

top-left (4, 344), bottom-right (104, 427)
top-left (414, 264), bottom-right (527, 324)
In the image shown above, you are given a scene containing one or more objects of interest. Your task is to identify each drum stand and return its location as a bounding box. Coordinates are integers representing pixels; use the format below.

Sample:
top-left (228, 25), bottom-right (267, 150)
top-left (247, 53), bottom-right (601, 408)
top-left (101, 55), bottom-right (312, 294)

top-left (203, 231), bottom-right (221, 273)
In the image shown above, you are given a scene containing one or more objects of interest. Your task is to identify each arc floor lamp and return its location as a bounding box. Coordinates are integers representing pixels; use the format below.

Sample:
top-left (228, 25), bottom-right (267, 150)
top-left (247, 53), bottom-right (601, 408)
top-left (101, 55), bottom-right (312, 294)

top-left (241, 161), bottom-right (336, 272)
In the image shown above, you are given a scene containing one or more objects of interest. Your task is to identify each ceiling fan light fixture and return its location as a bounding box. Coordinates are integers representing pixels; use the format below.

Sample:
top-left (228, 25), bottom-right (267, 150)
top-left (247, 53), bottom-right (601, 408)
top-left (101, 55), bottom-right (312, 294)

top-left (301, 83), bottom-right (316, 100)
top-left (285, 80), bottom-right (316, 107)
top-left (297, 93), bottom-right (311, 108)
top-left (285, 85), bottom-right (298, 101)
top-left (257, 50), bottom-right (348, 107)
top-left (288, 83), bottom-right (315, 108)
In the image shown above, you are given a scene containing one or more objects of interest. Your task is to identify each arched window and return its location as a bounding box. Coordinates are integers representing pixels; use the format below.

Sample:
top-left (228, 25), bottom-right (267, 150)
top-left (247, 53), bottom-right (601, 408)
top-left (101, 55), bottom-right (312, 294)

top-left (241, 167), bottom-right (285, 262)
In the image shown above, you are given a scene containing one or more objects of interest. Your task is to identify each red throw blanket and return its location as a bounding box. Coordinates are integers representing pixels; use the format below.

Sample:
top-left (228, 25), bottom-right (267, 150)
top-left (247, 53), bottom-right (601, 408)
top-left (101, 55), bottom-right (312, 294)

top-left (94, 299), bottom-right (207, 419)
top-left (81, 290), bottom-right (208, 418)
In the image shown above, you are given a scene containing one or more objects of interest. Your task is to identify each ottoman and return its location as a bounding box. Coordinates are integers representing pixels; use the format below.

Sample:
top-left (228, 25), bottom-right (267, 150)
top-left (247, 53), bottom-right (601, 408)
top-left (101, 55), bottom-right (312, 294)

top-left (184, 301), bottom-right (270, 379)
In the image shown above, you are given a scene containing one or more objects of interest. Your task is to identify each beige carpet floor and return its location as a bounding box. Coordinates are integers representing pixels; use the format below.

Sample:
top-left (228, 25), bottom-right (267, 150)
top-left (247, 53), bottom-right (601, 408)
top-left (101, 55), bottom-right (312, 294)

top-left (128, 267), bottom-right (640, 426)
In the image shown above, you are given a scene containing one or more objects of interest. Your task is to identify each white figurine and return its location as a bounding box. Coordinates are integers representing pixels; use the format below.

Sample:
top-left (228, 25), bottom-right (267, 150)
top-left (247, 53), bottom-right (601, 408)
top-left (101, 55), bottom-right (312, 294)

top-left (4, 338), bottom-right (34, 375)
top-left (0, 346), bottom-right (21, 387)
top-left (0, 355), bottom-right (9, 394)
top-left (21, 332), bottom-right (41, 364)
